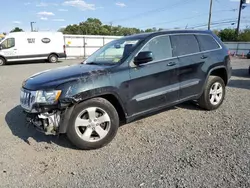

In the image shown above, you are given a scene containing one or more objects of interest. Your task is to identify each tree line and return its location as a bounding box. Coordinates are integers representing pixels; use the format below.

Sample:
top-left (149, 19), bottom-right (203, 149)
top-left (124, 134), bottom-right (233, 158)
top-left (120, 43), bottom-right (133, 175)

top-left (214, 28), bottom-right (250, 42)
top-left (6, 18), bottom-right (250, 42)
top-left (58, 18), bottom-right (163, 36)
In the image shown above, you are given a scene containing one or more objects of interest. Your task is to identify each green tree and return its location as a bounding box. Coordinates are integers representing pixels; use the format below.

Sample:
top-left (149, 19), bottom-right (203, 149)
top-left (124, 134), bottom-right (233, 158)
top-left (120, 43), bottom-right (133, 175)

top-left (61, 17), bottom-right (162, 36)
top-left (144, 28), bottom-right (157, 33)
top-left (10, 27), bottom-right (24, 33)
top-left (218, 28), bottom-right (237, 42)
top-left (63, 24), bottom-right (81, 35)
top-left (58, 28), bottom-right (65, 33)
top-left (238, 29), bottom-right (250, 41)
top-left (212, 29), bottom-right (219, 36)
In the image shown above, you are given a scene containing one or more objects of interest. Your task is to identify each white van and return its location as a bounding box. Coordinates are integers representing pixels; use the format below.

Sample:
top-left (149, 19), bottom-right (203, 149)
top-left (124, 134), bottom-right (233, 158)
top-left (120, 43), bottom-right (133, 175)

top-left (0, 32), bottom-right (66, 65)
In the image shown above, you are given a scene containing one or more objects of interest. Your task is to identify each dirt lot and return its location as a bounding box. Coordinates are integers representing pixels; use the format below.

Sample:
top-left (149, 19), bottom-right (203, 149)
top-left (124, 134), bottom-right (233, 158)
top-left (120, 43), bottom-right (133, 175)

top-left (0, 58), bottom-right (250, 188)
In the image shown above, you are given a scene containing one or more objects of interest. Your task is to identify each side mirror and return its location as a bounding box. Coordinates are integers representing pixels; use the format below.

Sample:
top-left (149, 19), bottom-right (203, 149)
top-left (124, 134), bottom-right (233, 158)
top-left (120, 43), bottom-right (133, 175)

top-left (134, 51), bottom-right (153, 65)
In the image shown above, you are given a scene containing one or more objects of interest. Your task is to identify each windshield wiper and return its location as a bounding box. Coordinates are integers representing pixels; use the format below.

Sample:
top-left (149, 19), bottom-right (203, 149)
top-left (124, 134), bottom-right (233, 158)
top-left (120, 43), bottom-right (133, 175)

top-left (85, 62), bottom-right (114, 66)
top-left (86, 62), bottom-right (100, 65)
top-left (80, 61), bottom-right (96, 65)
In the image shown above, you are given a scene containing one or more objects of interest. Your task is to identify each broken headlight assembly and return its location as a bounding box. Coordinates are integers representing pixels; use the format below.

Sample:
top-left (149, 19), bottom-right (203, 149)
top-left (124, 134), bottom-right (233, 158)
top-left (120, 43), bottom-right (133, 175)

top-left (36, 90), bottom-right (62, 104)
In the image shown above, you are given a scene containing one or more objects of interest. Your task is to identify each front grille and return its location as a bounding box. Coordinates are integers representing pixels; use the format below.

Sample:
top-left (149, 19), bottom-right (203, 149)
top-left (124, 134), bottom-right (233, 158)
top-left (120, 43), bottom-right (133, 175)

top-left (20, 89), bottom-right (36, 111)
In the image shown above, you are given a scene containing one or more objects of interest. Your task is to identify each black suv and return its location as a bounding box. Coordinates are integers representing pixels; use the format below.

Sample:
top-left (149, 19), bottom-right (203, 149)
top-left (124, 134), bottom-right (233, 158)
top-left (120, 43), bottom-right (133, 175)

top-left (20, 30), bottom-right (232, 150)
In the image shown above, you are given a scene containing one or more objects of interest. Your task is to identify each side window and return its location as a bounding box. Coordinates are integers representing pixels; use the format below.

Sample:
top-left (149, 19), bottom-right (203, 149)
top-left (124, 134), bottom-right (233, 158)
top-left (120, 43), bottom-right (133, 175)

top-left (196, 34), bottom-right (220, 51)
top-left (170, 35), bottom-right (200, 56)
top-left (1, 38), bottom-right (15, 49)
top-left (141, 35), bottom-right (172, 61)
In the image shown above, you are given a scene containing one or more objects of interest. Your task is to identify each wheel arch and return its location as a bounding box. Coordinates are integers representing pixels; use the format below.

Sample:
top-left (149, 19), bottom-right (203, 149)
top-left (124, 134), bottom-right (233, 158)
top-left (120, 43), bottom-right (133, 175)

top-left (209, 67), bottom-right (228, 86)
top-left (59, 91), bottom-right (127, 134)
top-left (0, 55), bottom-right (7, 63)
top-left (48, 52), bottom-right (59, 58)
top-left (197, 66), bottom-right (228, 98)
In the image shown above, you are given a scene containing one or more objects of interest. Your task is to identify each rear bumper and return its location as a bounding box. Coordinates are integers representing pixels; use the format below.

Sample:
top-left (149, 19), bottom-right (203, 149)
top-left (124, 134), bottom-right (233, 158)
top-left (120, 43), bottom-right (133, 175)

top-left (58, 53), bottom-right (67, 58)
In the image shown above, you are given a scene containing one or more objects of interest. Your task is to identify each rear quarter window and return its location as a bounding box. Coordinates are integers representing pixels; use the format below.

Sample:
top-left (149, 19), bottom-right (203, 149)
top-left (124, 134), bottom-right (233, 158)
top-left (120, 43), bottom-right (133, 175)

top-left (170, 34), bottom-right (200, 56)
top-left (196, 34), bottom-right (220, 51)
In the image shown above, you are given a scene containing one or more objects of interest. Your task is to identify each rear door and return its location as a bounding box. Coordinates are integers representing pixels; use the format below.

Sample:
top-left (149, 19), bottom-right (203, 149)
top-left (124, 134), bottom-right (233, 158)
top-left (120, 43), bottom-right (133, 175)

top-left (128, 35), bottom-right (179, 115)
top-left (170, 34), bottom-right (205, 100)
top-left (195, 34), bottom-right (222, 91)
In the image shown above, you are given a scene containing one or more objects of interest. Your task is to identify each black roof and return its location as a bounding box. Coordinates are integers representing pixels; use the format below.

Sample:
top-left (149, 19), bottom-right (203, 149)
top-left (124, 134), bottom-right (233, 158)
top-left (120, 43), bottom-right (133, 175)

top-left (122, 29), bottom-right (212, 40)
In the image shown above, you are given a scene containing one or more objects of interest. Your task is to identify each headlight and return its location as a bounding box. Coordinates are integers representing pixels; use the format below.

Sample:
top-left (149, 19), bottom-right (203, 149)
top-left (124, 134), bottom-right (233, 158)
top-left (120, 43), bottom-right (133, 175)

top-left (36, 90), bottom-right (62, 104)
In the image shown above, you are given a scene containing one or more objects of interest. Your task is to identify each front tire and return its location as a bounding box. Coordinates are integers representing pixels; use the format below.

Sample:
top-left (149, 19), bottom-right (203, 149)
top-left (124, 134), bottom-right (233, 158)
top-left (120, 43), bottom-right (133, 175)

top-left (0, 57), bottom-right (6, 66)
top-left (48, 54), bottom-right (58, 63)
top-left (198, 76), bottom-right (225, 110)
top-left (67, 98), bottom-right (119, 150)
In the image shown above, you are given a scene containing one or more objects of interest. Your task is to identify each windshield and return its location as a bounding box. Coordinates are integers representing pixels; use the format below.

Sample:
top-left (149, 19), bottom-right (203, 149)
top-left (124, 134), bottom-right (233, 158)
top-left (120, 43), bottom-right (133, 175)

top-left (84, 38), bottom-right (142, 65)
top-left (0, 37), bottom-right (5, 42)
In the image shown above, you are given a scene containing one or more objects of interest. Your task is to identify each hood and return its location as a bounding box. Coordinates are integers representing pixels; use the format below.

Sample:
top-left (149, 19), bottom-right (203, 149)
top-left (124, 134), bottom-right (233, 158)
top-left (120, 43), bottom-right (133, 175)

top-left (23, 63), bottom-right (109, 90)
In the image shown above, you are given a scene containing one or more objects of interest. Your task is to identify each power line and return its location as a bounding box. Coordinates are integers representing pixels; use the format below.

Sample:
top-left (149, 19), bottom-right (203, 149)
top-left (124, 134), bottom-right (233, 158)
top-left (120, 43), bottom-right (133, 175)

top-left (203, 20), bottom-right (250, 30)
top-left (107, 0), bottom-right (195, 24)
top-left (187, 17), bottom-right (237, 28)
top-left (188, 16), bottom-right (250, 29)
top-left (189, 18), bottom-right (238, 28)
top-left (195, 20), bottom-right (237, 28)
top-left (138, 9), bottom-right (237, 29)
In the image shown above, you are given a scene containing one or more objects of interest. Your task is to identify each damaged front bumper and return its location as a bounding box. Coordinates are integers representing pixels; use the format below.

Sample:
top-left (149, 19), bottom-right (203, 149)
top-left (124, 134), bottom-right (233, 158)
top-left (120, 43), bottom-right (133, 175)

top-left (24, 110), bottom-right (61, 135)
top-left (22, 104), bottom-right (75, 135)
top-left (20, 88), bottom-right (76, 135)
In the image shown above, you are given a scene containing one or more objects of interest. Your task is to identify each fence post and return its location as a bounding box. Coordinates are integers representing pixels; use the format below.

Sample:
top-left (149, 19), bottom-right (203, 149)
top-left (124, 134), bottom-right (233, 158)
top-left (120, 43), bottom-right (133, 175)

top-left (236, 43), bottom-right (239, 56)
top-left (83, 36), bottom-right (86, 59)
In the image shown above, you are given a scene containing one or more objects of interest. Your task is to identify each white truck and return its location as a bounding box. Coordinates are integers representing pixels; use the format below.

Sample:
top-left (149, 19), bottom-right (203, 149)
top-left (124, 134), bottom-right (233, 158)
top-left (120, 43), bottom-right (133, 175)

top-left (0, 32), bottom-right (66, 65)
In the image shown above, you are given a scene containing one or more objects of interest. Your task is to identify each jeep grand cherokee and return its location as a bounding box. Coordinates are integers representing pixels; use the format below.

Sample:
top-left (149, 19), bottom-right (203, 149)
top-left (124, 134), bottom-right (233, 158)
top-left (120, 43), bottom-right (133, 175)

top-left (20, 30), bottom-right (232, 150)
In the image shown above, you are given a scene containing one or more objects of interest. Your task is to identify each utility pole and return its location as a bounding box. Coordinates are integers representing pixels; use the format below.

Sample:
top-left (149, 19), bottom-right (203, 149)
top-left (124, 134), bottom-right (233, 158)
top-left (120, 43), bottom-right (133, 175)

top-left (208, 0), bottom-right (213, 30)
top-left (30, 22), bottom-right (36, 32)
top-left (236, 0), bottom-right (243, 37)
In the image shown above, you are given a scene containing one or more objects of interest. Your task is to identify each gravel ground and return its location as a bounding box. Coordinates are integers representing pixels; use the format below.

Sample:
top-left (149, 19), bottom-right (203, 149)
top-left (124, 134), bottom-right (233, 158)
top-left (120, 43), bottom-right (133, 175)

top-left (0, 58), bottom-right (250, 188)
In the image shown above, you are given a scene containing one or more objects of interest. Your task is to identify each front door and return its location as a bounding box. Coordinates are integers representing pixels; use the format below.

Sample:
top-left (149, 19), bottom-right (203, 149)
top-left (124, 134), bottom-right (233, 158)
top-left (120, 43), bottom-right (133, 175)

top-left (128, 35), bottom-right (179, 116)
top-left (0, 38), bottom-right (17, 61)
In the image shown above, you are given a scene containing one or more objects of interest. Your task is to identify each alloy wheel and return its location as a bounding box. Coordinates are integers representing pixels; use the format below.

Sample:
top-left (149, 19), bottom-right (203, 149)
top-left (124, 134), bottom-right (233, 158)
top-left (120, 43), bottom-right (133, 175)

top-left (74, 107), bottom-right (111, 142)
top-left (209, 82), bottom-right (223, 105)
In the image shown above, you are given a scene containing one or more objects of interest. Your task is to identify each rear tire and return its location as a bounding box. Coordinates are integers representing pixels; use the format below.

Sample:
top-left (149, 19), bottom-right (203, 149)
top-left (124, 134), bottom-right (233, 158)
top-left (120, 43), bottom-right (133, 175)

top-left (0, 57), bottom-right (6, 66)
top-left (198, 76), bottom-right (225, 110)
top-left (48, 54), bottom-right (58, 63)
top-left (67, 98), bottom-right (119, 150)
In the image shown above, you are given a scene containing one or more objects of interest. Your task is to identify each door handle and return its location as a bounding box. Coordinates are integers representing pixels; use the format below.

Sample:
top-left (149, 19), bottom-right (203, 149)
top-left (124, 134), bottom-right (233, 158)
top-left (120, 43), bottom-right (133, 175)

top-left (167, 62), bottom-right (176, 66)
top-left (201, 55), bottom-right (208, 59)
top-left (13, 49), bottom-right (17, 50)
